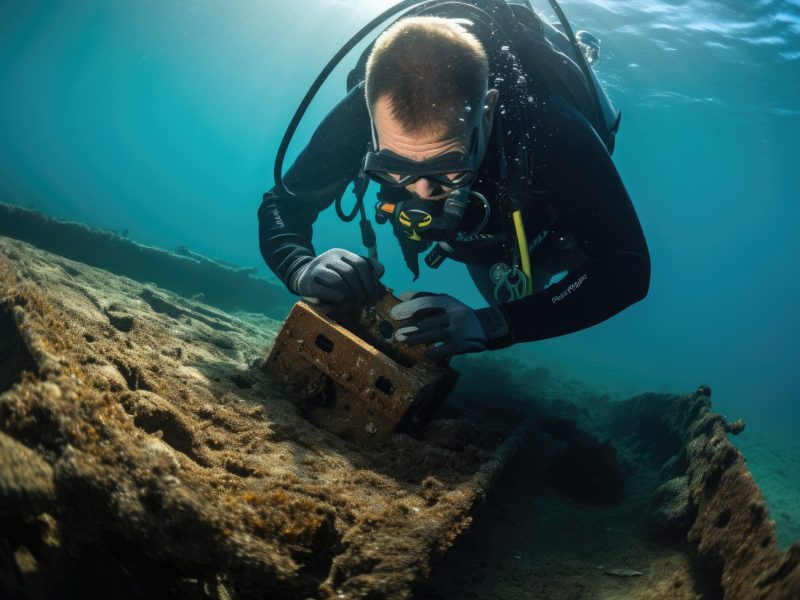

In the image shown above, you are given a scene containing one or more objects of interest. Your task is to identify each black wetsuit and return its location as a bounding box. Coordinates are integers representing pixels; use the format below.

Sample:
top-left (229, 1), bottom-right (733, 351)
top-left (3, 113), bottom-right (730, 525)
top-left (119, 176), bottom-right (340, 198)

top-left (258, 83), bottom-right (650, 350)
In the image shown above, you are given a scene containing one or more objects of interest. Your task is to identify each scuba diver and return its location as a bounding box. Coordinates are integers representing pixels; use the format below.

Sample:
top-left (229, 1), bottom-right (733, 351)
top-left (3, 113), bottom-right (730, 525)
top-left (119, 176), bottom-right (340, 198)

top-left (258, 0), bottom-right (650, 360)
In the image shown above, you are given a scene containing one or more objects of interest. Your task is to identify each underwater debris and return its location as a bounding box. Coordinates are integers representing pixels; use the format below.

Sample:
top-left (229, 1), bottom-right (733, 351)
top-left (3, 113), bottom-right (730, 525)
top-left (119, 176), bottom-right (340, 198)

top-left (610, 387), bottom-right (800, 598)
top-left (265, 295), bottom-right (458, 443)
top-left (424, 360), bottom-right (800, 599)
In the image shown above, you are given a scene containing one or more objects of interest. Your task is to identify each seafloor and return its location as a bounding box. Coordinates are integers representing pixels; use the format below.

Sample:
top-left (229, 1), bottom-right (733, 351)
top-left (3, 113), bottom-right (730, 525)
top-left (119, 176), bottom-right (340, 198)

top-left (1, 205), bottom-right (799, 599)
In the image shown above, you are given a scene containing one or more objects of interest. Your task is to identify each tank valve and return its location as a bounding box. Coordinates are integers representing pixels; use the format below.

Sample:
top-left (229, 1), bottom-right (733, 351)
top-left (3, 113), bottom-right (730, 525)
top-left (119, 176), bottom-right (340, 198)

top-left (575, 30), bottom-right (601, 64)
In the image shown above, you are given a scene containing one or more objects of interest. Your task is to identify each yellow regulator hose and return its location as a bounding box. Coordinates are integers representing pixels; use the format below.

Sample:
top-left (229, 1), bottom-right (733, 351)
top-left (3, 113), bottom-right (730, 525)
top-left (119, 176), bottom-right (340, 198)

top-left (512, 209), bottom-right (532, 296)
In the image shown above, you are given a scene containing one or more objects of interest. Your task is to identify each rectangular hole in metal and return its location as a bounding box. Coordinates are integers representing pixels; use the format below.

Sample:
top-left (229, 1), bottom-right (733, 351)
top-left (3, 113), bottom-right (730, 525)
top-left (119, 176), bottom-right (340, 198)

top-left (375, 376), bottom-right (395, 396)
top-left (315, 334), bottom-right (334, 353)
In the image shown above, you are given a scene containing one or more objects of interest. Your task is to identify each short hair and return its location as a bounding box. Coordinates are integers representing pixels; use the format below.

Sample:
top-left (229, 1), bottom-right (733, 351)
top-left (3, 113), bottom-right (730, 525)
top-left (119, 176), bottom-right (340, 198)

top-left (365, 16), bottom-right (489, 136)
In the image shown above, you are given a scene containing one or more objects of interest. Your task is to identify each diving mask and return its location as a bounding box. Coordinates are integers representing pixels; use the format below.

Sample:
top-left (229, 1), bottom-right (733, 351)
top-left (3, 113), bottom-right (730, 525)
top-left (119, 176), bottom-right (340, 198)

top-left (363, 125), bottom-right (479, 190)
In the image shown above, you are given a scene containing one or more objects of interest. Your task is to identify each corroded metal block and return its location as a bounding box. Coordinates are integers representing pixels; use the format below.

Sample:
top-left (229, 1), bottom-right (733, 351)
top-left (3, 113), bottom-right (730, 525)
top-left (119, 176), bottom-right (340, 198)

top-left (265, 292), bottom-right (459, 443)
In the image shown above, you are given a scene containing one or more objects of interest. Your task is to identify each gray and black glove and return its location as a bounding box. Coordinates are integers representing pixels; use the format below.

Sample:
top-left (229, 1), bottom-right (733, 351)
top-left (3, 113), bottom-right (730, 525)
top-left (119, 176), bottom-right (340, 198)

top-left (390, 292), bottom-right (510, 359)
top-left (288, 248), bottom-right (385, 304)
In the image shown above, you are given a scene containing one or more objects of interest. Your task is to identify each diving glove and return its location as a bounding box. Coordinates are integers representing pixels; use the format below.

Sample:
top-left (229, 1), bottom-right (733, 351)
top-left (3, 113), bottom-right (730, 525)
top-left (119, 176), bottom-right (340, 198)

top-left (391, 292), bottom-right (510, 359)
top-left (289, 248), bottom-right (385, 304)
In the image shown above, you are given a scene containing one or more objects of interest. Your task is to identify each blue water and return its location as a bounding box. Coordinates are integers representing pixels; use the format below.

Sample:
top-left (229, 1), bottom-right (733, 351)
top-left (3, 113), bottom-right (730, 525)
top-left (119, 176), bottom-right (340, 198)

top-left (2, 0), bottom-right (799, 541)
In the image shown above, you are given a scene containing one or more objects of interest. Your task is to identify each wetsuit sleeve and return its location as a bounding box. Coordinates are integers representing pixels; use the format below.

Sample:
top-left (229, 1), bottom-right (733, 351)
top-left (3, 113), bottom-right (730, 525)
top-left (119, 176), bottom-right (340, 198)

top-left (258, 83), bottom-right (371, 289)
top-left (484, 96), bottom-right (650, 347)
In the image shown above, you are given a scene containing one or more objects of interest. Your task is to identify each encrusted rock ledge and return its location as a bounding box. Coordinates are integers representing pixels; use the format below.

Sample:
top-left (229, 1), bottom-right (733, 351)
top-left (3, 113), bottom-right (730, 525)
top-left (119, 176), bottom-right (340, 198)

top-left (0, 201), bottom-right (292, 318)
top-left (0, 236), bottom-right (530, 599)
top-left (1, 229), bottom-right (798, 600)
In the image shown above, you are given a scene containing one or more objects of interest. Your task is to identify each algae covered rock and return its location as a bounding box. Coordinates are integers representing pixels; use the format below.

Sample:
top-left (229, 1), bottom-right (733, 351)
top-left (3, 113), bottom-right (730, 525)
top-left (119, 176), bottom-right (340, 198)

top-left (1, 226), bottom-right (799, 600)
top-left (0, 431), bottom-right (56, 517)
top-left (0, 236), bottom-right (529, 599)
top-left (648, 475), bottom-right (694, 539)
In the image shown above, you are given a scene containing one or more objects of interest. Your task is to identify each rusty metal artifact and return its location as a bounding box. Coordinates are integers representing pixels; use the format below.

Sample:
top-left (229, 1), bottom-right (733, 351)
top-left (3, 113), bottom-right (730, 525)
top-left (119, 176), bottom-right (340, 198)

top-left (264, 290), bottom-right (459, 443)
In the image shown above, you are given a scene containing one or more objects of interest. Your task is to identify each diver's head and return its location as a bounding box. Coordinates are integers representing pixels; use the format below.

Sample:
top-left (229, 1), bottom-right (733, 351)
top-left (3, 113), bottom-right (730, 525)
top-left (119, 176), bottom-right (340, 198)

top-left (364, 16), bottom-right (499, 200)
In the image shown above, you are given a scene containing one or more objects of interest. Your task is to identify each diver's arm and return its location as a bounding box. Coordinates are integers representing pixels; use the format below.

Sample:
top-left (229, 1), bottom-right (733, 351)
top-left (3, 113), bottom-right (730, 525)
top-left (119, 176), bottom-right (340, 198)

top-left (486, 249), bottom-right (649, 347)
top-left (258, 197), bottom-right (317, 288)
top-left (484, 97), bottom-right (650, 347)
top-left (258, 83), bottom-right (371, 288)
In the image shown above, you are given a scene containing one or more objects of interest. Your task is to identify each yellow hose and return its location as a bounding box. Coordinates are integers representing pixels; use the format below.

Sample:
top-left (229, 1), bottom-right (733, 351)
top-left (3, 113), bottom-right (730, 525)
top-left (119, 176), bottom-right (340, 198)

top-left (512, 209), bottom-right (532, 296)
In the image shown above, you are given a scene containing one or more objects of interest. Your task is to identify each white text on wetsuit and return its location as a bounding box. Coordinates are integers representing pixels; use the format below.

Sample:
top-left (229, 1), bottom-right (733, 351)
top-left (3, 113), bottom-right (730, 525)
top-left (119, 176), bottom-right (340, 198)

top-left (271, 207), bottom-right (285, 228)
top-left (551, 274), bottom-right (588, 304)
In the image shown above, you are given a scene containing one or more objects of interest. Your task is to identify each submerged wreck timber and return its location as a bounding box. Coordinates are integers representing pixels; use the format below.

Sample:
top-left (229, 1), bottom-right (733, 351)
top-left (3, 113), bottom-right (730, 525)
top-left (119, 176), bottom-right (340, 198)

top-left (0, 210), bottom-right (799, 599)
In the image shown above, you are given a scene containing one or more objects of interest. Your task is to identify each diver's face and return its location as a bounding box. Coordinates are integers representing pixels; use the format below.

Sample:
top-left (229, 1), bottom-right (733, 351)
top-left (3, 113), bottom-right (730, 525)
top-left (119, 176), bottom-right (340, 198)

top-left (371, 90), bottom-right (498, 201)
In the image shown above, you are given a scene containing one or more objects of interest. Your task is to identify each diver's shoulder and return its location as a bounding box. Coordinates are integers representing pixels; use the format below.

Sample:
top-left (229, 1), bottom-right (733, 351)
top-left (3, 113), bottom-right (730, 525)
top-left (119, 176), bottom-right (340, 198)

top-left (532, 94), bottom-right (594, 132)
top-left (530, 93), bottom-right (609, 157)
